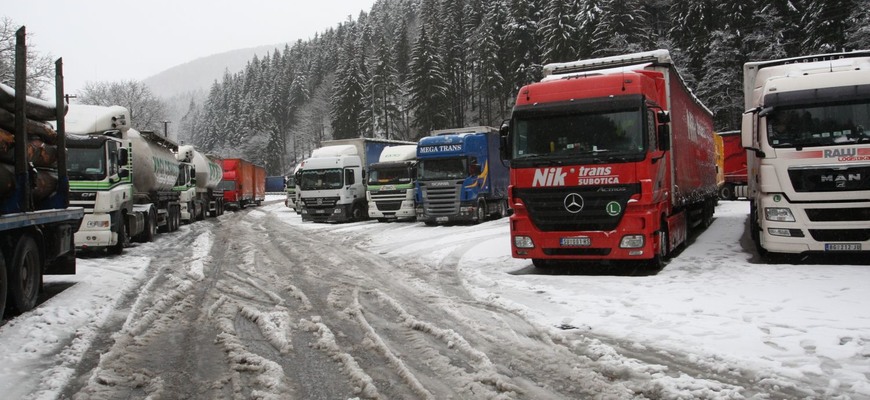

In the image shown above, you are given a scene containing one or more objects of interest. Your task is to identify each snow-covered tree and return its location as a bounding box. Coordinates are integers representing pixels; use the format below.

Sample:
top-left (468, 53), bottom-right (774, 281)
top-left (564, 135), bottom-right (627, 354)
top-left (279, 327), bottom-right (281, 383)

top-left (538, 0), bottom-right (580, 64)
top-left (408, 25), bottom-right (449, 135)
top-left (0, 19), bottom-right (55, 97)
top-left (78, 80), bottom-right (168, 132)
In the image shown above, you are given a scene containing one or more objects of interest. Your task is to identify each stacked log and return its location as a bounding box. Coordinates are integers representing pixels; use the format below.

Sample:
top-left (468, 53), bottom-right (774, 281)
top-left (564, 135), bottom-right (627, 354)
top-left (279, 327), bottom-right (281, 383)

top-left (0, 82), bottom-right (65, 203)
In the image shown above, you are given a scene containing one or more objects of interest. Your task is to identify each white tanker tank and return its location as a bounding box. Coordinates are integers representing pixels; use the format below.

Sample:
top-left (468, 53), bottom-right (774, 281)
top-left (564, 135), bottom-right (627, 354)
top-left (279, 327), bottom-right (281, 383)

top-left (177, 144), bottom-right (223, 190)
top-left (128, 129), bottom-right (180, 193)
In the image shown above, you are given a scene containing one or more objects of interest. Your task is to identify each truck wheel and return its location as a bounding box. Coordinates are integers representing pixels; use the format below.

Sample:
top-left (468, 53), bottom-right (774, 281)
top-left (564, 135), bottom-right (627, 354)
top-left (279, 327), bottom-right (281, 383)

top-left (9, 235), bottom-right (41, 313)
top-left (351, 204), bottom-right (365, 221)
top-left (476, 200), bottom-right (487, 223)
top-left (172, 205), bottom-right (181, 231)
top-left (701, 199), bottom-right (715, 228)
top-left (719, 184), bottom-right (734, 200)
top-left (649, 219), bottom-right (669, 270)
top-left (109, 218), bottom-right (127, 255)
top-left (498, 199), bottom-right (509, 218)
top-left (0, 252), bottom-right (7, 318)
top-left (749, 203), bottom-right (768, 258)
top-left (141, 209), bottom-right (157, 242)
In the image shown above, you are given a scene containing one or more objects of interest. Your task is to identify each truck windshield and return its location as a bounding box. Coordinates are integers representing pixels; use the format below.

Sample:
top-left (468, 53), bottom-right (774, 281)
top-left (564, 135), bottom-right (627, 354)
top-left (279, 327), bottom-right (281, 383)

top-left (418, 158), bottom-right (468, 180)
top-left (67, 147), bottom-right (107, 181)
top-left (285, 176), bottom-right (296, 189)
top-left (766, 101), bottom-right (870, 148)
top-left (300, 169), bottom-right (343, 190)
top-left (512, 109), bottom-right (644, 159)
top-left (368, 165), bottom-right (412, 185)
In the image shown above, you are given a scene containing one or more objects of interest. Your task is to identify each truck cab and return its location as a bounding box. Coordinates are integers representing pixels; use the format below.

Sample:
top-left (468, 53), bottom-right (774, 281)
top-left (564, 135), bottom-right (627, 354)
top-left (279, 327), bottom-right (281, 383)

top-left (415, 127), bottom-right (509, 225)
top-left (367, 145), bottom-right (418, 221)
top-left (299, 146), bottom-right (367, 222)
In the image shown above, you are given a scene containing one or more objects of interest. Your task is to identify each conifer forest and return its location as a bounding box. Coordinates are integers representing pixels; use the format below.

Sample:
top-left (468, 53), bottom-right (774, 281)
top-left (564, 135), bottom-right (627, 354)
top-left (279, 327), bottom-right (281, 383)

top-left (182, 0), bottom-right (870, 175)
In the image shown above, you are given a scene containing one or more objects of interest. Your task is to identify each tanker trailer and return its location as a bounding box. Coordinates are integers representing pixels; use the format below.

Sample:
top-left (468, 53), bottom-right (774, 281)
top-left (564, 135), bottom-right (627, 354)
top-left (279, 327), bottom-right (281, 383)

top-left (67, 104), bottom-right (182, 255)
top-left (177, 144), bottom-right (224, 218)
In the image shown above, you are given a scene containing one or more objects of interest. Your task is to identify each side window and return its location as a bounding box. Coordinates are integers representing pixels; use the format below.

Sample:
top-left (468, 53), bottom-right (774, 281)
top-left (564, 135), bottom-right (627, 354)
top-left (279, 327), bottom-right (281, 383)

top-left (345, 168), bottom-right (355, 185)
top-left (107, 142), bottom-right (119, 175)
top-left (648, 110), bottom-right (657, 150)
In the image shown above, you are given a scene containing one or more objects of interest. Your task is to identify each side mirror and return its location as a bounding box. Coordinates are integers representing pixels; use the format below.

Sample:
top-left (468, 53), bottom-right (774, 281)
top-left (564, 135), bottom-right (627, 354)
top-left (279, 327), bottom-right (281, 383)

top-left (499, 119), bottom-right (512, 161)
top-left (658, 125), bottom-right (671, 151)
top-left (657, 110), bottom-right (671, 124)
top-left (118, 148), bottom-right (129, 166)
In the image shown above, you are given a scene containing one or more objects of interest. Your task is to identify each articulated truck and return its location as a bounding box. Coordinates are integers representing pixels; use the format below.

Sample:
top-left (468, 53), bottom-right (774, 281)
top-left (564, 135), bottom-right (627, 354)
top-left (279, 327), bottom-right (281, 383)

top-left (219, 158), bottom-right (265, 210)
top-left (416, 127), bottom-right (509, 225)
top-left (717, 130), bottom-right (748, 200)
top-left (742, 51), bottom-right (870, 257)
top-left (501, 50), bottom-right (718, 269)
top-left (367, 144), bottom-right (418, 222)
top-left (175, 145), bottom-right (225, 221)
top-left (299, 138), bottom-right (414, 223)
top-left (66, 105), bottom-right (182, 255)
top-left (0, 29), bottom-right (82, 316)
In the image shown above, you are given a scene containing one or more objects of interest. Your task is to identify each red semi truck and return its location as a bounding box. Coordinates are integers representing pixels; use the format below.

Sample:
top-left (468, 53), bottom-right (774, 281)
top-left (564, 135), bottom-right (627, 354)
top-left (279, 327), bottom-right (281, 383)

top-left (220, 158), bottom-right (265, 209)
top-left (716, 130), bottom-right (748, 200)
top-left (501, 50), bottom-right (718, 269)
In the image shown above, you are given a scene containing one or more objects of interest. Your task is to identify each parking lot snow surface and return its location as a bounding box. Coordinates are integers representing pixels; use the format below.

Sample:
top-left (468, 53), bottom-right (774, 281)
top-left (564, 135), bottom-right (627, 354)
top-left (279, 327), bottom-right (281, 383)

top-left (0, 198), bottom-right (868, 399)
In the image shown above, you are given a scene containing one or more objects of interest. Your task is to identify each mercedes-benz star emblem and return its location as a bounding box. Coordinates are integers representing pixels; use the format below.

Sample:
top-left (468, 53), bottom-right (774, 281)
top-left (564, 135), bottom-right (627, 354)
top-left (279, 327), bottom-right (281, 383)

top-left (563, 193), bottom-right (584, 214)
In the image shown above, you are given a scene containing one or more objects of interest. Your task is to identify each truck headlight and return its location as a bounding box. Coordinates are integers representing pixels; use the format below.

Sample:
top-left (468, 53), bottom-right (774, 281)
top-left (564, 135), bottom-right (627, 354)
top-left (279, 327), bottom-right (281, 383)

top-left (619, 235), bottom-right (644, 248)
top-left (514, 236), bottom-right (535, 249)
top-left (764, 207), bottom-right (795, 222)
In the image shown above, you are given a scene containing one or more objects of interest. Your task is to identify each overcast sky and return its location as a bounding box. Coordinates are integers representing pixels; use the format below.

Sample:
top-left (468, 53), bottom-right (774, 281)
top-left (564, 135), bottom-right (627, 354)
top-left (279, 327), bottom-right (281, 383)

top-left (5, 0), bottom-right (378, 95)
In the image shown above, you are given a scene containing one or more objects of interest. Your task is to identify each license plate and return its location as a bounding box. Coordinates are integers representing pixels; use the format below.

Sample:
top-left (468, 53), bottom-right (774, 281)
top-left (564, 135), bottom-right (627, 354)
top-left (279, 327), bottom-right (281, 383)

top-left (825, 243), bottom-right (861, 251)
top-left (315, 209), bottom-right (325, 214)
top-left (560, 237), bottom-right (591, 247)
top-left (436, 216), bottom-right (449, 223)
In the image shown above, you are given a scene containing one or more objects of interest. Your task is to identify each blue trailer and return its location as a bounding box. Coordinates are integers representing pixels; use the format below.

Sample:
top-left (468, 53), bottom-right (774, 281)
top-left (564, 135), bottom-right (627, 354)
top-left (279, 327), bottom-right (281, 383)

top-left (265, 176), bottom-right (286, 193)
top-left (415, 126), bottom-right (510, 225)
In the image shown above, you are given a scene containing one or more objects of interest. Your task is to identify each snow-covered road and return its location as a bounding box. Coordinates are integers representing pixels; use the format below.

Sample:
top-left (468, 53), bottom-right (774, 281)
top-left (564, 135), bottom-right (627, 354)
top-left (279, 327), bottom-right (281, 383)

top-left (1, 198), bottom-right (868, 399)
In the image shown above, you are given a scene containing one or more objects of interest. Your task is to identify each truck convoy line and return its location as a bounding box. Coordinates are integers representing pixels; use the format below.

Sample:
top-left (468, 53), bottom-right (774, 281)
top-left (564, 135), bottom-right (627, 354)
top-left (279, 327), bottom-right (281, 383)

top-left (0, 28), bottom-right (83, 317)
top-left (742, 50), bottom-right (870, 257)
top-left (220, 158), bottom-right (265, 210)
top-left (501, 50), bottom-right (718, 269)
top-left (298, 138), bottom-right (415, 223)
top-left (415, 126), bottom-right (510, 225)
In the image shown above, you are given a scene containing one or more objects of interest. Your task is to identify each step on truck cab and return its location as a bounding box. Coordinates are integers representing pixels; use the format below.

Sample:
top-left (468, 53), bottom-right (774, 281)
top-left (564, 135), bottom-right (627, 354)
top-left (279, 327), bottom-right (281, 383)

top-left (501, 50), bottom-right (718, 268)
top-left (367, 144), bottom-right (418, 222)
top-left (415, 126), bottom-right (510, 225)
top-left (742, 50), bottom-right (870, 257)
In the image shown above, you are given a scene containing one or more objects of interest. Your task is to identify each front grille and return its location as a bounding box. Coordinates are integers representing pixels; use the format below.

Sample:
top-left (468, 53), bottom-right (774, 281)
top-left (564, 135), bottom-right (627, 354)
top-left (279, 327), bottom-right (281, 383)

top-left (809, 229), bottom-right (870, 242)
top-left (371, 191), bottom-right (407, 212)
top-left (789, 165), bottom-right (870, 192)
top-left (805, 207), bottom-right (870, 222)
top-left (514, 185), bottom-right (639, 232)
top-left (420, 182), bottom-right (460, 216)
top-left (302, 197), bottom-right (339, 209)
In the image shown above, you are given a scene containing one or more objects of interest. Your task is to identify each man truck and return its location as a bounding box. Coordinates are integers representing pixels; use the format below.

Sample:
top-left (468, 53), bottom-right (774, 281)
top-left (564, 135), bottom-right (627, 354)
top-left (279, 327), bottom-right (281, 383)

top-left (298, 138), bottom-right (414, 223)
top-left (742, 51), bottom-right (870, 257)
top-left (500, 50), bottom-right (718, 269)
top-left (717, 130), bottom-right (748, 200)
top-left (415, 126), bottom-right (510, 225)
top-left (175, 144), bottom-right (225, 220)
top-left (66, 105), bottom-right (182, 255)
top-left (366, 144), bottom-right (418, 222)
top-left (0, 30), bottom-right (82, 316)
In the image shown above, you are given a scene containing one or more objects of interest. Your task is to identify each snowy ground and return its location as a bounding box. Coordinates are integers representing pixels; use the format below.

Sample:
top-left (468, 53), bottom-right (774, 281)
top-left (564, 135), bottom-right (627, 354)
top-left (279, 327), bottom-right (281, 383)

top-left (1, 196), bottom-right (868, 399)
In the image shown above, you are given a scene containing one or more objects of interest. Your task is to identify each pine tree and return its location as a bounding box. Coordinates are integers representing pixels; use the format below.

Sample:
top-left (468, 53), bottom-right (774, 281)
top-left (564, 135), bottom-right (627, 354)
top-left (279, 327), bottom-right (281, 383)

top-left (845, 0), bottom-right (870, 50)
top-left (538, 0), bottom-right (580, 64)
top-left (696, 30), bottom-right (744, 131)
top-left (592, 0), bottom-right (654, 57)
top-left (506, 0), bottom-right (543, 91)
top-left (408, 25), bottom-right (449, 135)
top-left (330, 32), bottom-right (366, 140)
top-left (576, 0), bottom-right (603, 58)
top-left (800, 0), bottom-right (854, 53)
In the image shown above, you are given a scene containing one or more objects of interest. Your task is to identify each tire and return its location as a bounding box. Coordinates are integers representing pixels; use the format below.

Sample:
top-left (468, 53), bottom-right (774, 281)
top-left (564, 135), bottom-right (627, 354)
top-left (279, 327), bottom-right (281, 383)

top-left (749, 203), bottom-right (768, 258)
top-left (701, 199), bottom-right (715, 229)
top-left (351, 204), bottom-right (365, 222)
top-left (8, 235), bottom-right (41, 313)
top-left (476, 200), bottom-right (487, 224)
top-left (497, 199), bottom-right (508, 219)
top-left (649, 218), bottom-right (669, 270)
top-left (173, 205), bottom-right (181, 232)
top-left (109, 215), bottom-right (127, 255)
top-left (719, 184), bottom-right (734, 200)
top-left (0, 252), bottom-right (7, 318)
top-left (144, 209), bottom-right (157, 242)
